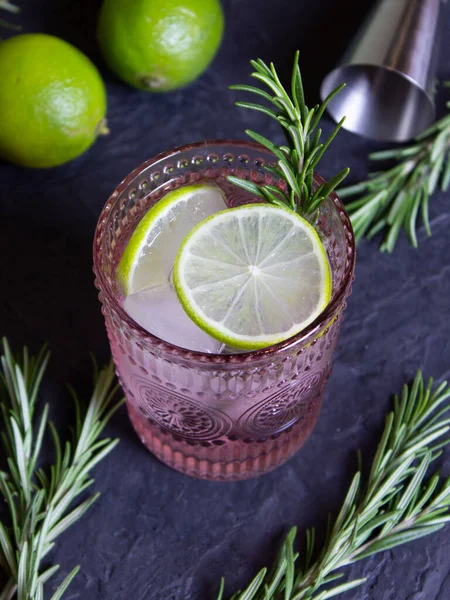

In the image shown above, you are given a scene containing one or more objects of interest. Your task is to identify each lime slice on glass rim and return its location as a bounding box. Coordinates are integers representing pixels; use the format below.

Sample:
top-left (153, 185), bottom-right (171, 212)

top-left (116, 183), bottom-right (227, 295)
top-left (174, 204), bottom-right (332, 350)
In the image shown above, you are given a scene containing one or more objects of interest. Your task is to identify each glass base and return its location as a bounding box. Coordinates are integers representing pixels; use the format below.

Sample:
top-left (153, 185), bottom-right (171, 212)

top-left (127, 397), bottom-right (323, 481)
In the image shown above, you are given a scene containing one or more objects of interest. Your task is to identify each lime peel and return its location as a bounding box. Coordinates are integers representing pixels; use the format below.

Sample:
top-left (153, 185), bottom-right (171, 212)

top-left (0, 33), bottom-right (107, 168)
top-left (98, 0), bottom-right (224, 92)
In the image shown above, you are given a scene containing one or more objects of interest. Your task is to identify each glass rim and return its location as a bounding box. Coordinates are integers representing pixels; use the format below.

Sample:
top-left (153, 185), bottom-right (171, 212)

top-left (94, 139), bottom-right (356, 363)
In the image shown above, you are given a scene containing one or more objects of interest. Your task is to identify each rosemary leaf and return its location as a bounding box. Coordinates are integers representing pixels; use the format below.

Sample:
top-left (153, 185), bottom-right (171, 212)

top-left (0, 1), bottom-right (20, 32)
top-left (0, 338), bottom-right (124, 599)
top-left (219, 370), bottom-right (450, 600)
top-left (229, 53), bottom-right (348, 216)
top-left (341, 83), bottom-right (450, 252)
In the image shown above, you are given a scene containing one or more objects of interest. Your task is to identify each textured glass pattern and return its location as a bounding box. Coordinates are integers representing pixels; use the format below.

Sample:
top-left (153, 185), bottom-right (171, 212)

top-left (94, 141), bottom-right (355, 481)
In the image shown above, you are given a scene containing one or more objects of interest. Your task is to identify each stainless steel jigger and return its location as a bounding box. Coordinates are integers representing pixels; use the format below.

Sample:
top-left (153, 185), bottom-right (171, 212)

top-left (320, 0), bottom-right (443, 142)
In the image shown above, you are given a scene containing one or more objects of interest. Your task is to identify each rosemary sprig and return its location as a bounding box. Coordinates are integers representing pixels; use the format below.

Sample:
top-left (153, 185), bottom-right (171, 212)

top-left (339, 83), bottom-right (450, 252)
top-left (218, 370), bottom-right (450, 600)
top-left (0, 1), bottom-right (20, 31)
top-left (0, 338), bottom-right (124, 600)
top-left (228, 52), bottom-right (349, 215)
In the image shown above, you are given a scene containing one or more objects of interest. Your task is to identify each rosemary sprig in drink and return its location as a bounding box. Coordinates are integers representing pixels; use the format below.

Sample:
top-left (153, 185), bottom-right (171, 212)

top-left (0, 339), bottom-right (124, 600)
top-left (340, 83), bottom-right (450, 252)
top-left (228, 52), bottom-right (349, 216)
top-left (218, 371), bottom-right (450, 600)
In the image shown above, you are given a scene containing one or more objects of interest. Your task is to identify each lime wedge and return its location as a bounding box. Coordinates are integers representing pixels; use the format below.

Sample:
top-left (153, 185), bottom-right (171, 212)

top-left (117, 183), bottom-right (227, 294)
top-left (174, 204), bottom-right (332, 350)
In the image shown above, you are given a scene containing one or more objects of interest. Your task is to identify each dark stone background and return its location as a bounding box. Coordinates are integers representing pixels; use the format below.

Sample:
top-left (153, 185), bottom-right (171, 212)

top-left (0, 1), bottom-right (449, 598)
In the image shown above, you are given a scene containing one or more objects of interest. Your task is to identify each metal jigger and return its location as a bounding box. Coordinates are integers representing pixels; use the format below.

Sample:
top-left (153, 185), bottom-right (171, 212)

top-left (320, 0), bottom-right (443, 142)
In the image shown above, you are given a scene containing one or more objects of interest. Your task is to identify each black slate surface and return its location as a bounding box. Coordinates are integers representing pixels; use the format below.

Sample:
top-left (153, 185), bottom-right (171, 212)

top-left (1, 1), bottom-right (450, 599)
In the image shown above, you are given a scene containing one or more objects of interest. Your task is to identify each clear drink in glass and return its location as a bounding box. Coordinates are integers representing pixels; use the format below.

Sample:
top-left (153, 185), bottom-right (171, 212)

top-left (93, 140), bottom-right (355, 481)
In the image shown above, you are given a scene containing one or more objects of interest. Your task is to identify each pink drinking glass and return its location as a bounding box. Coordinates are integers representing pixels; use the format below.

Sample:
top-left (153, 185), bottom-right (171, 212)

top-left (93, 140), bottom-right (355, 481)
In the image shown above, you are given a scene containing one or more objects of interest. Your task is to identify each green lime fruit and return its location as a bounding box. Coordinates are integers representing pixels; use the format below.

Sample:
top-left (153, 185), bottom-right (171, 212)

top-left (0, 34), bottom-right (107, 168)
top-left (174, 204), bottom-right (332, 350)
top-left (97, 0), bottom-right (224, 92)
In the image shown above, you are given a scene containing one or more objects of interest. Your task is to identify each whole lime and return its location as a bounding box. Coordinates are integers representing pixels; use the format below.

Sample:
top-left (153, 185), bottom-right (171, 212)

top-left (0, 34), bottom-right (107, 168)
top-left (97, 0), bottom-right (224, 92)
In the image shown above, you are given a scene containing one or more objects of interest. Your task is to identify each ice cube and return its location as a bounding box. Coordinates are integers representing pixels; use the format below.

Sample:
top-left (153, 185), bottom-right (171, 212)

top-left (124, 284), bottom-right (224, 354)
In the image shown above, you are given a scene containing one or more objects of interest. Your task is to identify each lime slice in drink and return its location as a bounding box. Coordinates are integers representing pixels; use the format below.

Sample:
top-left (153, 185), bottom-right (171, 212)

top-left (117, 183), bottom-right (227, 294)
top-left (174, 204), bottom-right (332, 350)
